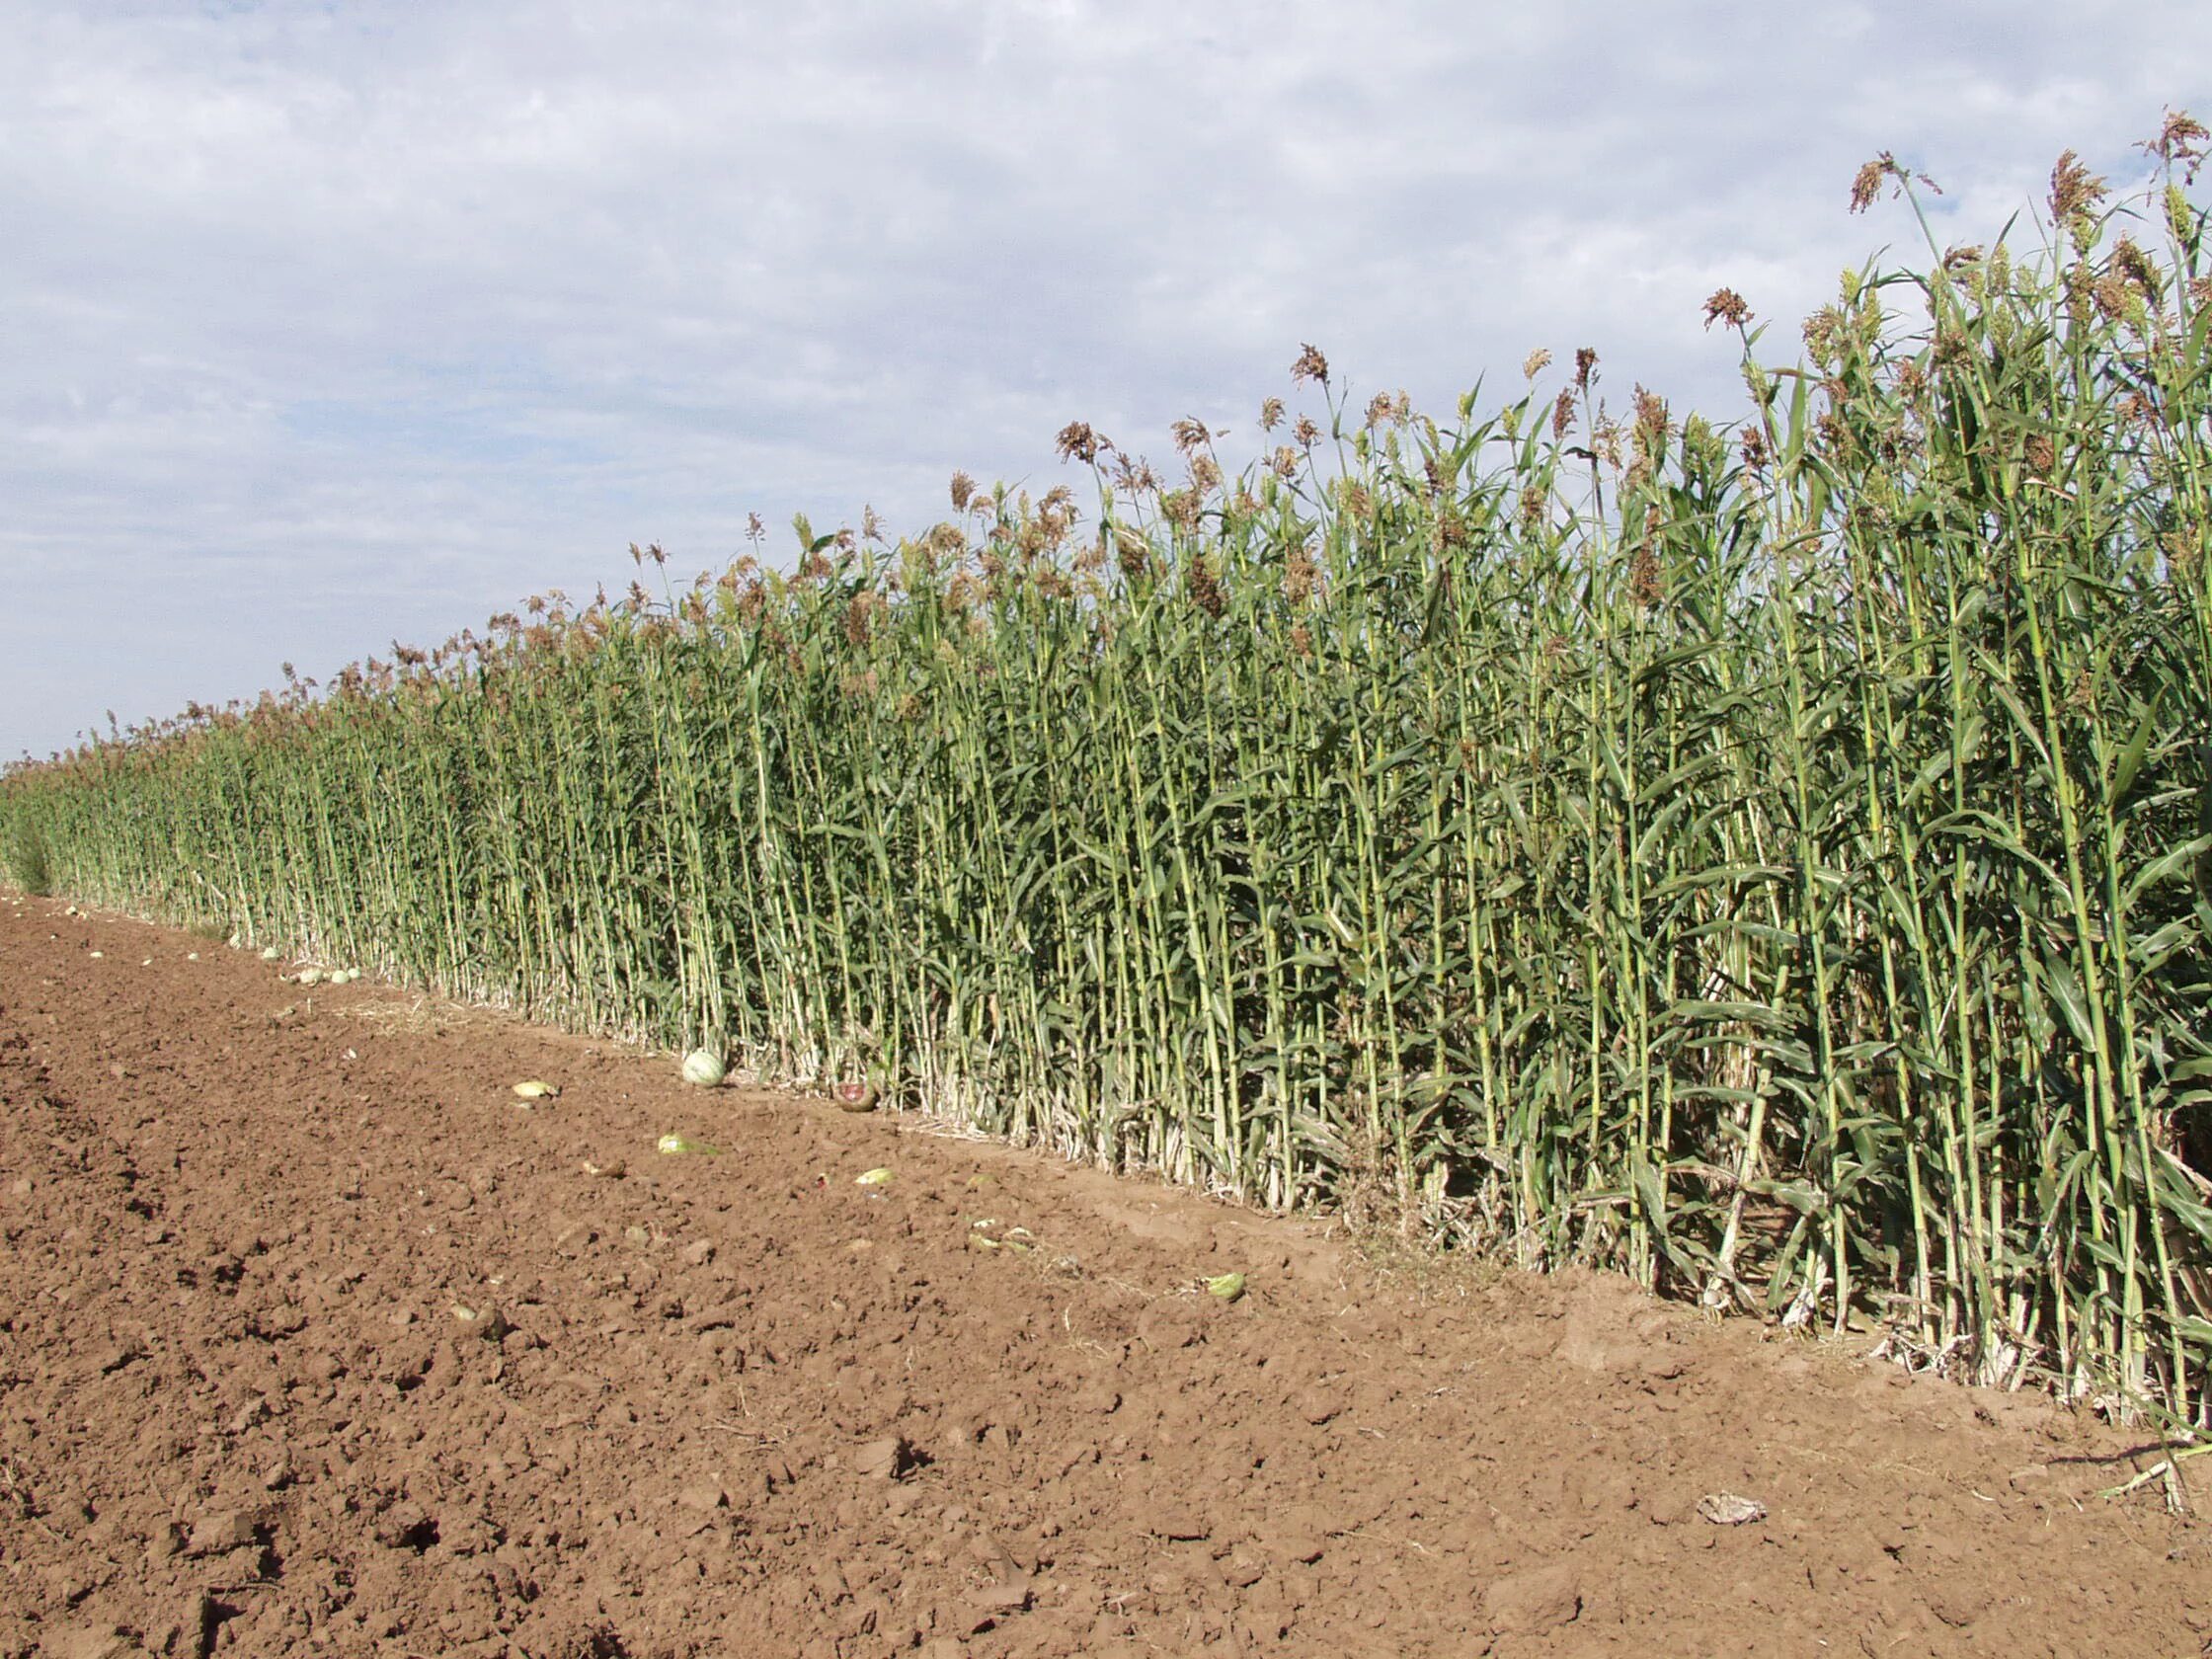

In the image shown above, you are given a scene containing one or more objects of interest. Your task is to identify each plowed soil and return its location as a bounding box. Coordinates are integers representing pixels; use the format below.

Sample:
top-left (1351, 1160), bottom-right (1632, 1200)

top-left (1, 893), bottom-right (2207, 1658)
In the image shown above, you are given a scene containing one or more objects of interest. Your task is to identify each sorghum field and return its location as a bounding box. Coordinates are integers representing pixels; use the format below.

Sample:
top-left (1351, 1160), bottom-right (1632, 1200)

top-left (4, 129), bottom-right (2212, 1654)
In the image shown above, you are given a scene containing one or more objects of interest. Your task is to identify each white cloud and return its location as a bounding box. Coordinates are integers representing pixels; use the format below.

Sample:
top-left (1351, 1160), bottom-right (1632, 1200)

top-left (2, 0), bottom-right (2205, 755)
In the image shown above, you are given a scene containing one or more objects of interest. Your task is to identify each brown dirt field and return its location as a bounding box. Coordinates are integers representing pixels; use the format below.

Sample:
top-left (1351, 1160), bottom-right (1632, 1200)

top-left (1, 893), bottom-right (2207, 1659)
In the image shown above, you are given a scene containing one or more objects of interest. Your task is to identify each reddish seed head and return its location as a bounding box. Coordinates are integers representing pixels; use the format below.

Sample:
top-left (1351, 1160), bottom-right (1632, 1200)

top-left (1055, 422), bottom-right (1104, 464)
top-left (2049, 150), bottom-right (2107, 227)
top-left (1701, 288), bottom-right (1751, 331)
top-left (2143, 108), bottom-right (2209, 181)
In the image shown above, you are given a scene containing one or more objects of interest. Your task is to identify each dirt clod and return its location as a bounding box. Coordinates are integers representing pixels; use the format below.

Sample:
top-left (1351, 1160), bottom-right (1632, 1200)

top-left (1484, 1562), bottom-right (1583, 1633)
top-left (182, 1510), bottom-right (259, 1557)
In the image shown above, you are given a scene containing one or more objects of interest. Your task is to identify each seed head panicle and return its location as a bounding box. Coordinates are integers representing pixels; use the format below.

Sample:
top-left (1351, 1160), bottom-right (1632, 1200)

top-left (2110, 236), bottom-right (2163, 301)
top-left (1291, 343), bottom-right (1329, 386)
top-left (1114, 525), bottom-right (1150, 579)
top-left (2093, 273), bottom-right (2141, 325)
top-left (2050, 150), bottom-right (2107, 238)
top-left (950, 471), bottom-right (977, 512)
top-left (1260, 396), bottom-right (1286, 432)
top-left (1185, 555), bottom-right (1225, 618)
top-left (1522, 347), bottom-right (1553, 379)
top-left (1850, 151), bottom-right (1938, 215)
top-left (1518, 484), bottom-right (1547, 532)
top-left (1701, 288), bottom-right (1751, 331)
top-left (1055, 422), bottom-right (1105, 465)
top-left (2142, 108), bottom-right (2209, 182)
top-left (1628, 540), bottom-right (1664, 607)
top-left (1574, 347), bottom-right (1597, 390)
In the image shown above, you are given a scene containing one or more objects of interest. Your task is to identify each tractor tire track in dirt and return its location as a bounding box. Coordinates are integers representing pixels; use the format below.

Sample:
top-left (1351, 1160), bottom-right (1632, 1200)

top-left (1, 893), bottom-right (2206, 1656)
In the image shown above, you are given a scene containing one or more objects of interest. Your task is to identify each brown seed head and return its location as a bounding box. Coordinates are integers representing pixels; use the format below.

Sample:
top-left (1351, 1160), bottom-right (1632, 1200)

top-left (1293, 416), bottom-right (1320, 448)
top-left (1260, 396), bottom-right (1285, 432)
top-left (2050, 150), bottom-right (2107, 229)
top-left (2144, 108), bottom-right (2210, 182)
top-left (1739, 427), bottom-right (1771, 473)
top-left (1802, 305), bottom-right (1845, 365)
top-left (1364, 391), bottom-right (1394, 429)
top-left (949, 471), bottom-right (977, 511)
top-left (2024, 434), bottom-right (2056, 477)
top-left (1550, 388), bottom-right (1577, 439)
top-left (1431, 503), bottom-right (1465, 555)
top-left (2094, 273), bottom-right (2137, 323)
top-left (2111, 237), bottom-right (2162, 300)
top-left (1850, 153), bottom-right (1895, 214)
top-left (1701, 288), bottom-right (1751, 330)
top-left (1114, 525), bottom-right (1150, 579)
top-left (844, 592), bottom-right (877, 646)
top-left (1590, 408), bottom-right (1623, 471)
top-left (1055, 422), bottom-right (1103, 464)
top-left (1628, 540), bottom-right (1663, 607)
top-left (1522, 347), bottom-right (1553, 379)
top-left (1574, 347), bottom-right (1597, 389)
top-left (1186, 555), bottom-right (1225, 618)
top-left (1270, 444), bottom-right (1301, 480)
top-left (1171, 417), bottom-right (1214, 455)
top-left (1291, 343), bottom-right (1329, 385)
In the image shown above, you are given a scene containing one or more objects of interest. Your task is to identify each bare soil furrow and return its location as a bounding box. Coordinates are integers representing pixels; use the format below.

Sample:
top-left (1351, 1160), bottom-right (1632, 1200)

top-left (1, 894), bottom-right (2205, 1657)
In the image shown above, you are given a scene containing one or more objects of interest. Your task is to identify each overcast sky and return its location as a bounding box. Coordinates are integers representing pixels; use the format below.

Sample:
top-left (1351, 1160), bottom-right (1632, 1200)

top-left (2, 1), bottom-right (2203, 760)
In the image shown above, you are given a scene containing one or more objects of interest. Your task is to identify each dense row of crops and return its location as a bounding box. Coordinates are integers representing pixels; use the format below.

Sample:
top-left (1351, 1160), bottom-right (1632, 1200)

top-left (9, 131), bottom-right (2212, 1415)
